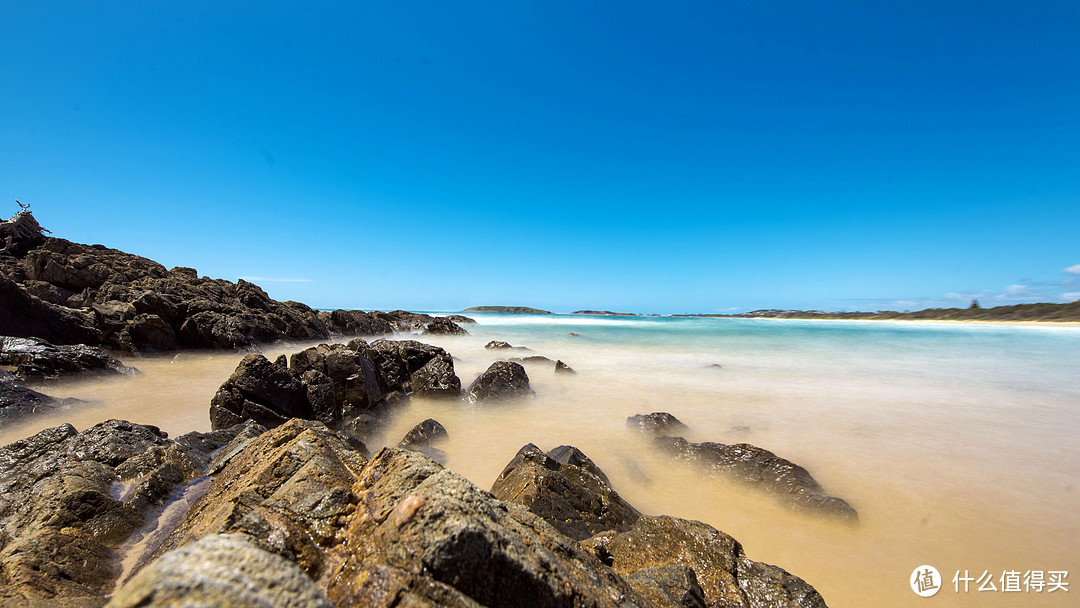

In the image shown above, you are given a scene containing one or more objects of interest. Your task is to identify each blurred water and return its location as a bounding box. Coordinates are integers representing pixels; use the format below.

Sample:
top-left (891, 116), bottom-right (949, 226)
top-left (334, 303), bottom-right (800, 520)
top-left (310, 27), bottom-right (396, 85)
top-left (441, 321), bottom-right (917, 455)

top-left (3, 314), bottom-right (1078, 606)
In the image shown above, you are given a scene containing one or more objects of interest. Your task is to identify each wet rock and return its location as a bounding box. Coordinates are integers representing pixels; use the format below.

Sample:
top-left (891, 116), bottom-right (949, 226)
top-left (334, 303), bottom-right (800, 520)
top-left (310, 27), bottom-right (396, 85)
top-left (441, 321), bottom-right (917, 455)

top-left (491, 444), bottom-right (641, 541)
top-left (486, 340), bottom-right (513, 349)
top-left (290, 342), bottom-right (385, 415)
top-left (107, 533), bottom-right (333, 608)
top-left (325, 447), bottom-right (650, 608)
top-left (0, 336), bottom-right (136, 382)
top-left (369, 339), bottom-right (461, 399)
top-left (0, 372), bottom-right (83, 425)
top-left (625, 566), bottom-right (707, 608)
top-left (443, 314), bottom-right (476, 325)
top-left (583, 515), bottom-right (828, 608)
top-left (0, 419), bottom-right (250, 608)
top-left (398, 418), bottom-right (449, 450)
top-left (509, 355), bottom-right (555, 365)
top-left (318, 308), bottom-right (395, 337)
top-left (654, 436), bottom-right (857, 521)
top-left (423, 316), bottom-right (469, 335)
top-left (466, 360), bottom-right (533, 403)
top-left (627, 412), bottom-right (689, 435)
top-left (555, 359), bottom-right (576, 374)
top-left (568, 332), bottom-right (581, 337)
top-left (209, 354), bottom-right (315, 430)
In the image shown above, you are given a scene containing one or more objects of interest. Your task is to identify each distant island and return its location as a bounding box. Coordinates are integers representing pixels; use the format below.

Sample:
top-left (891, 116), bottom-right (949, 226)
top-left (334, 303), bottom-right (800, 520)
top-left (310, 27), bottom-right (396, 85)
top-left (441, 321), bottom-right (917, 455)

top-left (571, 310), bottom-right (637, 316)
top-left (681, 300), bottom-right (1080, 323)
top-left (462, 306), bottom-right (553, 314)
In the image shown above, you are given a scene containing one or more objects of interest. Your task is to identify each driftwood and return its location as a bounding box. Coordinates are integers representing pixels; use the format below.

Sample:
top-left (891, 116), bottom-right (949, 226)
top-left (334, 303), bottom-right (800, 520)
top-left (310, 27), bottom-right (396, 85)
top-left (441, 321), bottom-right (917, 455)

top-left (0, 201), bottom-right (49, 256)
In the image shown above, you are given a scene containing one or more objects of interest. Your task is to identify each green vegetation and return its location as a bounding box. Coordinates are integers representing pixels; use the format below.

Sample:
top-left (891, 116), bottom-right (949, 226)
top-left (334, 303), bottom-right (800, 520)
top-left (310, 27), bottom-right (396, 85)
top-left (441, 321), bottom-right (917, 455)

top-left (461, 306), bottom-right (553, 314)
top-left (706, 300), bottom-right (1080, 323)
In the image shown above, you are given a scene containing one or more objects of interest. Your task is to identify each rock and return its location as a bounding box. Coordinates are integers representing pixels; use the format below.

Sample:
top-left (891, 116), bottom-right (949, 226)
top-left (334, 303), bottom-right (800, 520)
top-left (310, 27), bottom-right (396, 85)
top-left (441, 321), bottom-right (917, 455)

top-left (625, 566), bottom-right (707, 608)
top-left (0, 273), bottom-right (101, 345)
top-left (325, 447), bottom-right (650, 608)
top-left (486, 340), bottom-right (513, 349)
top-left (0, 208), bottom-right (48, 257)
top-left (627, 412), bottom-right (689, 435)
top-left (423, 316), bottom-right (469, 335)
top-left (106, 533), bottom-right (333, 608)
top-left (209, 354), bottom-right (315, 430)
top-left (0, 419), bottom-right (251, 608)
top-left (0, 372), bottom-right (83, 425)
top-left (508, 355), bottom-right (555, 365)
top-left (466, 360), bottom-right (534, 403)
top-left (319, 309), bottom-right (395, 337)
top-left (568, 332), bottom-right (581, 337)
top-left (583, 515), bottom-right (828, 608)
top-left (290, 342), bottom-right (386, 416)
top-left (555, 359), bottom-right (576, 374)
top-left (146, 419), bottom-right (367, 581)
top-left (491, 444), bottom-right (641, 541)
top-left (369, 339), bottom-right (461, 399)
top-left (398, 418), bottom-right (449, 450)
top-left (0, 336), bottom-right (136, 382)
top-left (443, 314), bottom-right (476, 324)
top-left (654, 436), bottom-right (857, 521)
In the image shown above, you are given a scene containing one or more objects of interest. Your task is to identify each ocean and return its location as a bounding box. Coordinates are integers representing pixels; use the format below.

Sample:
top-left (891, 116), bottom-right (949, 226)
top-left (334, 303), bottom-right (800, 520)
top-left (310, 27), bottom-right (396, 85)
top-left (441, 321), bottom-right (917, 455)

top-left (4, 313), bottom-right (1078, 606)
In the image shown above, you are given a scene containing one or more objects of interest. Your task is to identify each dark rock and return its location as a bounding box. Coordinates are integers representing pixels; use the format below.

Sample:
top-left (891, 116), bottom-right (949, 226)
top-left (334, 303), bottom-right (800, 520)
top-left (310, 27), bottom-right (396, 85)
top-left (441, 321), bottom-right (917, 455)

top-left (370, 339), bottom-right (461, 399)
top-left (508, 355), bottom-right (555, 365)
top-left (443, 314), bottom-right (476, 324)
top-left (568, 332), bottom-right (580, 337)
top-left (107, 533), bottom-right (333, 608)
top-left (0, 336), bottom-right (136, 382)
top-left (209, 354), bottom-right (315, 430)
top-left (423, 316), bottom-right (469, 335)
top-left (398, 418), bottom-right (449, 450)
top-left (627, 412), bottom-right (689, 435)
top-left (319, 308), bottom-right (395, 337)
top-left (485, 340), bottom-right (513, 349)
top-left (0, 372), bottom-right (83, 425)
top-left (0, 208), bottom-right (48, 257)
top-left (583, 515), bottom-right (828, 608)
top-left (492, 444), bottom-right (641, 541)
top-left (555, 359), bottom-right (576, 374)
top-left (0, 274), bottom-right (101, 345)
top-left (625, 566), bottom-right (707, 608)
top-left (326, 447), bottom-right (650, 608)
top-left (466, 361), bottom-right (533, 403)
top-left (0, 419), bottom-right (250, 608)
top-left (707, 363), bottom-right (724, 369)
top-left (654, 436), bottom-right (857, 521)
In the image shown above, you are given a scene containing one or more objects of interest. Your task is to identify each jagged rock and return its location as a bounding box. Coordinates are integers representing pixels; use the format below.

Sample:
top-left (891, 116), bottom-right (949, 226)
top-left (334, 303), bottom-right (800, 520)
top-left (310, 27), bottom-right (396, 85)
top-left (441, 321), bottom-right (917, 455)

top-left (443, 314), bottom-right (476, 324)
top-left (209, 354), bottom-right (315, 430)
top-left (485, 340), bottom-right (513, 349)
top-left (318, 309), bottom-right (395, 336)
top-left (583, 516), bottom-right (828, 608)
top-left (423, 316), bottom-right (469, 335)
top-left (398, 418), bottom-right (449, 450)
top-left (654, 436), bottom-right (857, 521)
top-left (0, 371), bottom-right (84, 425)
top-left (627, 412), bottom-right (689, 435)
top-left (0, 419), bottom-right (251, 608)
top-left (466, 360), bottom-right (533, 403)
top-left (555, 359), bottom-right (576, 374)
top-left (625, 566), bottom-right (707, 608)
top-left (508, 355), bottom-right (555, 365)
top-left (144, 419), bottom-right (367, 584)
top-left (106, 533), bottom-right (333, 608)
top-left (492, 444), bottom-right (641, 541)
top-left (0, 336), bottom-right (136, 382)
top-left (325, 447), bottom-right (650, 608)
top-left (369, 339), bottom-right (461, 399)
top-left (290, 342), bottom-right (385, 416)
top-left (0, 208), bottom-right (48, 257)
top-left (0, 274), bottom-right (101, 345)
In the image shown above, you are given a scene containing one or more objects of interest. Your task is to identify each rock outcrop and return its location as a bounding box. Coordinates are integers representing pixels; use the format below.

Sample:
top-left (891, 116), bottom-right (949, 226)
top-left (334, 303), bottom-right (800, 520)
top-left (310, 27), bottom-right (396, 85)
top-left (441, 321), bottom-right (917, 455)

top-left (627, 412), bottom-right (689, 435)
top-left (491, 444), bottom-right (641, 541)
top-left (0, 419), bottom-right (256, 608)
top-left (0, 371), bottom-right (82, 425)
top-left (466, 360), bottom-right (533, 403)
top-left (583, 516), bottom-right (828, 608)
top-left (423, 316), bottom-right (469, 335)
top-left (555, 359), bottom-right (576, 374)
top-left (0, 336), bottom-right (136, 382)
top-left (655, 436), bottom-right (857, 521)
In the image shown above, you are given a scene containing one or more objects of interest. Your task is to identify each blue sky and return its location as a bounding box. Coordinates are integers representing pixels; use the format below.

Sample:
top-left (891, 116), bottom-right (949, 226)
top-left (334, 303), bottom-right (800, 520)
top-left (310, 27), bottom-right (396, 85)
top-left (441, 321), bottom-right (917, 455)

top-left (3, 1), bottom-right (1078, 314)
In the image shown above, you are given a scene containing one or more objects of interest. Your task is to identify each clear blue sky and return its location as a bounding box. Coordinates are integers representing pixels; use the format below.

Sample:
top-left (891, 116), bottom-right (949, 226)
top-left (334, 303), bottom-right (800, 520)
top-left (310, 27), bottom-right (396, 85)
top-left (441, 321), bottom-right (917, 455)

top-left (3, 1), bottom-right (1078, 314)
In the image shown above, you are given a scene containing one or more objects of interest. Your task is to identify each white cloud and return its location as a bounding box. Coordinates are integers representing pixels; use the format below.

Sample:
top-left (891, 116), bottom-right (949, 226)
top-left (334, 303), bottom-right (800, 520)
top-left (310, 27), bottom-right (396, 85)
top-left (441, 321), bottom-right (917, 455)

top-left (239, 276), bottom-right (314, 283)
top-left (1064, 292), bottom-right (1080, 301)
top-left (1065, 264), bottom-right (1080, 275)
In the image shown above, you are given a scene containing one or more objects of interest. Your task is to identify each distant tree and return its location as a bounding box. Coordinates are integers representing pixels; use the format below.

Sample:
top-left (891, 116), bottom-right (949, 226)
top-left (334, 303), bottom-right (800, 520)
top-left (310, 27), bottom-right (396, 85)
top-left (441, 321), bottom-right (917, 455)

top-left (969, 299), bottom-right (981, 309)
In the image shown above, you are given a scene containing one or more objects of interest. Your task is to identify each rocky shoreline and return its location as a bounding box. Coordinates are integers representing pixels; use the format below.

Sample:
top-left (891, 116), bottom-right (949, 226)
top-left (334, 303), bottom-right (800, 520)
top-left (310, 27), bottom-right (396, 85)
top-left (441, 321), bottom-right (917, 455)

top-left (0, 211), bottom-right (843, 607)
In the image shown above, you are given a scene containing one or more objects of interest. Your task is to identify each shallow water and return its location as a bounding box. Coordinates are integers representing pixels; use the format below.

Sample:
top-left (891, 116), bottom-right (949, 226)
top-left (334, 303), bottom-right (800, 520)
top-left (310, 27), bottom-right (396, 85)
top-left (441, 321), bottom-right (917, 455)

top-left (3, 315), bottom-right (1078, 607)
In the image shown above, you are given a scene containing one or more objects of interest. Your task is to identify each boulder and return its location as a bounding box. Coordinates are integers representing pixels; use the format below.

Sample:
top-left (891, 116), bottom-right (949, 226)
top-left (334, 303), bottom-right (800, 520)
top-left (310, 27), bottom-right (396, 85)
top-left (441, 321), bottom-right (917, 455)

top-left (627, 412), bottom-right (689, 435)
top-left (0, 371), bottom-right (84, 425)
top-left (398, 418), bottom-right (449, 450)
top-left (209, 354), bottom-right (315, 430)
top-left (555, 359), bottom-right (576, 374)
top-left (369, 339), bottom-right (461, 399)
top-left (0, 336), bottom-right (136, 382)
top-left (423, 316), bottom-right (469, 335)
top-left (0, 208), bottom-right (48, 257)
top-left (491, 444), bottom-right (641, 541)
top-left (0, 274), bottom-right (101, 345)
top-left (466, 360), bottom-right (533, 403)
top-left (654, 436), bottom-right (857, 521)
top-left (106, 533), bottom-right (333, 608)
top-left (625, 566), bottom-right (707, 608)
top-left (0, 419), bottom-right (253, 608)
top-left (325, 447), bottom-right (650, 608)
top-left (508, 355), bottom-right (555, 365)
top-left (485, 340), bottom-right (513, 349)
top-left (583, 516), bottom-right (828, 608)
top-left (443, 314), bottom-right (476, 324)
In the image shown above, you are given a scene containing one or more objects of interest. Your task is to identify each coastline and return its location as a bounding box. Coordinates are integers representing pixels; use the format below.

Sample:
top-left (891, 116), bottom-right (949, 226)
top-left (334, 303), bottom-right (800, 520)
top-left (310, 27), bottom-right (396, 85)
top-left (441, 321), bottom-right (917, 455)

top-left (740, 316), bottom-right (1080, 328)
